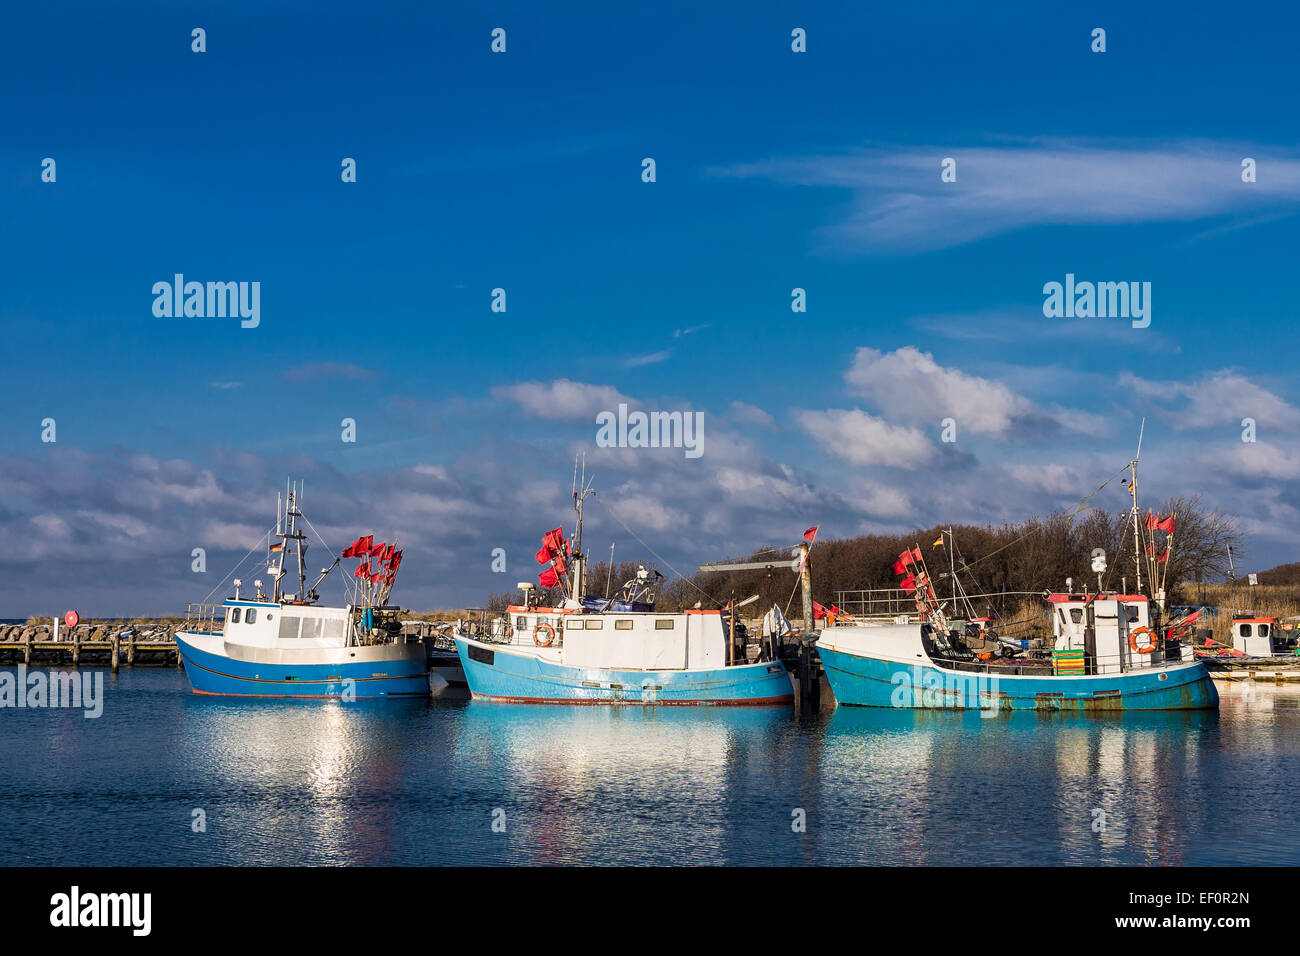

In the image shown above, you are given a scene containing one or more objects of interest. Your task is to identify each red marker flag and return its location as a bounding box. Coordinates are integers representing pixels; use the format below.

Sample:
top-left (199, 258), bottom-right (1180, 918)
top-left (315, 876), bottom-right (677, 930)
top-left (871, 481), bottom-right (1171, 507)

top-left (1156, 515), bottom-right (1176, 534)
top-left (535, 545), bottom-right (551, 565)
top-left (353, 561), bottom-right (371, 578)
top-left (1144, 510), bottom-right (1159, 531)
top-left (899, 574), bottom-right (917, 594)
top-left (803, 526), bottom-right (819, 543)
top-left (892, 560), bottom-right (907, 576)
top-left (538, 567), bottom-right (560, 589)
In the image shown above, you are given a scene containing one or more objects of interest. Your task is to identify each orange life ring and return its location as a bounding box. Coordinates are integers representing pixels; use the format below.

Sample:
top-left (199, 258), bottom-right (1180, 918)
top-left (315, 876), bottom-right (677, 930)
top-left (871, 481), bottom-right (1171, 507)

top-left (533, 622), bottom-right (556, 647)
top-left (1129, 626), bottom-right (1157, 654)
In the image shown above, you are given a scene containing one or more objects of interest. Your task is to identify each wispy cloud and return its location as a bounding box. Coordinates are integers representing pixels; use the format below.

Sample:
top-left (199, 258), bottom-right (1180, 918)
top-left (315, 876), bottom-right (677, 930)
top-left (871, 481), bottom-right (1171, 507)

top-left (1122, 369), bottom-right (1300, 433)
top-left (715, 139), bottom-right (1300, 252)
top-left (493, 378), bottom-right (634, 421)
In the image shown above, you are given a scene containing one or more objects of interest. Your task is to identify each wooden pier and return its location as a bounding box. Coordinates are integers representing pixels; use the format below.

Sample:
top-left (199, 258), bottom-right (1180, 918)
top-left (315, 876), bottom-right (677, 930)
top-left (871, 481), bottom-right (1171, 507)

top-left (0, 624), bottom-right (180, 671)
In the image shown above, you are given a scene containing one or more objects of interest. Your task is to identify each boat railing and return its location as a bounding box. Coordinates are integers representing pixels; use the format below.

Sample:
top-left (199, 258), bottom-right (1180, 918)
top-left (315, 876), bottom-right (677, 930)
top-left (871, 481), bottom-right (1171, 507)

top-left (835, 588), bottom-right (916, 619)
top-left (184, 603), bottom-right (226, 635)
top-left (936, 647), bottom-right (1188, 677)
top-left (468, 620), bottom-right (565, 650)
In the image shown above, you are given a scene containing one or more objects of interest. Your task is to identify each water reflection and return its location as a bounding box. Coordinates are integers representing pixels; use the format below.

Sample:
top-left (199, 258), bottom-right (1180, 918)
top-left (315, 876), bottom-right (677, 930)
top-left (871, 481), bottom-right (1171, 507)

top-left (3, 669), bottom-right (1299, 865)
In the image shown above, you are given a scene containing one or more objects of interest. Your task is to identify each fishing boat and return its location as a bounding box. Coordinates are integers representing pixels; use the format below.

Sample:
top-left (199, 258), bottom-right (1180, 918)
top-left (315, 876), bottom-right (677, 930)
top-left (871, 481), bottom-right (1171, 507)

top-left (817, 427), bottom-right (1218, 711)
top-left (453, 468), bottom-right (794, 705)
top-left (175, 481), bottom-right (429, 699)
top-left (818, 590), bottom-right (1216, 711)
top-left (1198, 616), bottom-right (1300, 684)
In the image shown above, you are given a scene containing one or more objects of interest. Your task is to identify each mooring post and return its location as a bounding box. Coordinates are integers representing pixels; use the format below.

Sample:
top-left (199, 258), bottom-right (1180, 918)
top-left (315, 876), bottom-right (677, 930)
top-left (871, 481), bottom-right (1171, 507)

top-left (72, 627), bottom-right (80, 666)
top-left (22, 630), bottom-right (32, 666)
top-left (126, 634), bottom-right (135, 667)
top-left (111, 634), bottom-right (120, 674)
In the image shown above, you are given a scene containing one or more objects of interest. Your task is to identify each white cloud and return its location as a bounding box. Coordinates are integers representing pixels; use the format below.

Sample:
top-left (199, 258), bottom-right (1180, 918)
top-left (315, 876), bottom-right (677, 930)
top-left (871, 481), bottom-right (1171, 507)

top-left (493, 379), bottom-right (634, 421)
top-left (728, 401), bottom-right (775, 428)
top-left (715, 139), bottom-right (1300, 252)
top-left (1123, 370), bottom-right (1300, 432)
top-left (797, 409), bottom-right (936, 467)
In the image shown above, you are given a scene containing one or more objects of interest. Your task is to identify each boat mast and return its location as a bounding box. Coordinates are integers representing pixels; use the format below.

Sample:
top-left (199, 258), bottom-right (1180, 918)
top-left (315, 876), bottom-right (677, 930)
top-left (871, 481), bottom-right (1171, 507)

top-left (1127, 419), bottom-right (1145, 598)
top-left (570, 455), bottom-right (595, 600)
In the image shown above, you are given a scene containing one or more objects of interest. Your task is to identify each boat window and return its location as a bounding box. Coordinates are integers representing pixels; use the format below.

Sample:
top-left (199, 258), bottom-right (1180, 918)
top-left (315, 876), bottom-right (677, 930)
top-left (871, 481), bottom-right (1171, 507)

top-left (230, 607), bottom-right (241, 624)
top-left (566, 619), bottom-right (583, 630)
top-left (516, 616), bottom-right (527, 629)
top-left (655, 619), bottom-right (675, 630)
top-left (1069, 609), bottom-right (1083, 624)
top-left (1241, 624), bottom-right (1253, 637)
top-left (1124, 605), bottom-right (1139, 623)
top-left (278, 616), bottom-right (302, 640)
top-left (1260, 624), bottom-right (1270, 637)
top-left (585, 619), bottom-right (603, 630)
top-left (246, 608), bottom-right (257, 624)
top-left (300, 617), bottom-right (323, 640)
top-left (321, 617), bottom-right (345, 640)
top-left (615, 619), bottom-right (633, 630)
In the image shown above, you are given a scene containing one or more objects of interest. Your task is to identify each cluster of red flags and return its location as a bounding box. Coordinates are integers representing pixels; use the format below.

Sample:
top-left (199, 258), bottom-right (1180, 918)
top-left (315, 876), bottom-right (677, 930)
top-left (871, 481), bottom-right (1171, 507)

top-left (892, 547), bottom-right (923, 594)
top-left (535, 527), bottom-right (569, 590)
top-left (812, 600), bottom-right (843, 620)
top-left (1144, 511), bottom-right (1176, 534)
top-left (342, 535), bottom-right (403, 586)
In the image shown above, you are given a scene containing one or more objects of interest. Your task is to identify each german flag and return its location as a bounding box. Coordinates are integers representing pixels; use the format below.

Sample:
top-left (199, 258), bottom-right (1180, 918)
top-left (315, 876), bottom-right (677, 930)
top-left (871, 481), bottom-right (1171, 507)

top-left (269, 541), bottom-right (284, 553)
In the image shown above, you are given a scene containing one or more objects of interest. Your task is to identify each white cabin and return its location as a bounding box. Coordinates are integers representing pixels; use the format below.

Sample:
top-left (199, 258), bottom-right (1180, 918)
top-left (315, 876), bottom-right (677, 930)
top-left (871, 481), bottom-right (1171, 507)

top-left (1230, 618), bottom-right (1275, 657)
top-left (220, 600), bottom-right (352, 649)
top-left (1048, 593), bottom-right (1159, 673)
top-left (494, 604), bottom-right (730, 670)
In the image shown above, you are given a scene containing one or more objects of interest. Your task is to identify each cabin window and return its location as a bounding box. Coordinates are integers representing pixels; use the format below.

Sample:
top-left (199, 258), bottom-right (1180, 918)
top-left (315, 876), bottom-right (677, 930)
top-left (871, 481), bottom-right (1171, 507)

top-left (615, 619), bottom-right (633, 630)
top-left (654, 619), bottom-right (675, 630)
top-left (566, 619), bottom-right (583, 630)
top-left (1069, 609), bottom-right (1083, 624)
top-left (321, 617), bottom-right (345, 640)
top-left (230, 607), bottom-right (241, 623)
top-left (299, 617), bottom-right (323, 640)
top-left (585, 619), bottom-right (603, 630)
top-left (516, 616), bottom-right (527, 629)
top-left (1260, 624), bottom-right (1270, 637)
top-left (245, 609), bottom-right (257, 624)
top-left (1124, 605), bottom-right (1139, 623)
top-left (1240, 624), bottom-right (1253, 637)
top-left (278, 616), bottom-right (302, 640)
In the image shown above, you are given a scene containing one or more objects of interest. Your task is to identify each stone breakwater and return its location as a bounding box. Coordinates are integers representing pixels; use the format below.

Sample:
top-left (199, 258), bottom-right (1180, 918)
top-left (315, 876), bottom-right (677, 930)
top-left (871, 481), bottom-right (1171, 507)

top-left (0, 620), bottom-right (181, 644)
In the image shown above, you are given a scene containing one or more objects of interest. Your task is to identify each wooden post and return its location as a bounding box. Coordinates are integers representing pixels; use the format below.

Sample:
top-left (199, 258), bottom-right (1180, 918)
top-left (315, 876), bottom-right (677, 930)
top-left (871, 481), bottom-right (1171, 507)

top-left (22, 630), bottom-right (31, 666)
top-left (126, 635), bottom-right (135, 667)
top-left (111, 634), bottom-right (120, 674)
top-left (72, 628), bottom-right (80, 666)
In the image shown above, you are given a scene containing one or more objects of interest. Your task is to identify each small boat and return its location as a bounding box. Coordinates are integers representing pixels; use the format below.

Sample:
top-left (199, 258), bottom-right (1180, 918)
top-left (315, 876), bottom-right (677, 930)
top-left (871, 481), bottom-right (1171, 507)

top-left (819, 590), bottom-right (1218, 711)
top-left (454, 469), bottom-right (794, 706)
top-left (1198, 617), bottom-right (1300, 684)
top-left (175, 481), bottom-right (429, 699)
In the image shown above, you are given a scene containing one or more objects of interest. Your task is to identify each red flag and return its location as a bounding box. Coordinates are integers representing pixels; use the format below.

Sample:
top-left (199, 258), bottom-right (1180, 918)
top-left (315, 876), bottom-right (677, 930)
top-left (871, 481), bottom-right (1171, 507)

top-left (1156, 515), bottom-right (1176, 534)
top-left (353, 561), bottom-right (371, 578)
top-left (369, 541), bottom-right (387, 557)
top-left (386, 549), bottom-right (403, 571)
top-left (830, 604), bottom-right (843, 616)
top-left (356, 535), bottom-right (373, 555)
top-left (1156, 548), bottom-right (1169, 563)
top-left (912, 547), bottom-right (922, 562)
top-left (369, 571), bottom-right (384, 583)
top-left (535, 545), bottom-right (551, 565)
top-left (900, 574), bottom-right (917, 594)
top-left (803, 526), bottom-right (819, 543)
top-left (1144, 510), bottom-right (1158, 530)
top-left (892, 560), bottom-right (907, 576)
top-left (899, 550), bottom-right (915, 568)
top-left (813, 601), bottom-right (827, 619)
top-left (538, 567), bottom-right (560, 589)
top-left (542, 528), bottom-right (565, 555)
top-left (341, 539), bottom-right (357, 558)
top-left (383, 571), bottom-right (396, 586)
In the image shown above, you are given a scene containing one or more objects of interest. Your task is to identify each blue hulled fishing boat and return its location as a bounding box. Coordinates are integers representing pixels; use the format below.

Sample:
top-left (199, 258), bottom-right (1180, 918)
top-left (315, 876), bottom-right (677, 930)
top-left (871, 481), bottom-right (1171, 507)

top-left (454, 466), bottom-right (794, 706)
top-left (175, 481), bottom-right (428, 699)
top-left (818, 428), bottom-right (1218, 711)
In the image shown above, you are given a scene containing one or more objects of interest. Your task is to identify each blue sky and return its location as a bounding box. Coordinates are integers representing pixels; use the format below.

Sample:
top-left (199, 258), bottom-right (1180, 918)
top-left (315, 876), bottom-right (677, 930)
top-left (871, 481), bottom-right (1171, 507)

top-left (3, 2), bottom-right (1298, 615)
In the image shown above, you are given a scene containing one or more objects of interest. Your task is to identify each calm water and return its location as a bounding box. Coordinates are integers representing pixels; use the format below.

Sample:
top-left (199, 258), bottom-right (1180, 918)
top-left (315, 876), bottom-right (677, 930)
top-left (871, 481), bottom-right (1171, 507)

top-left (1, 668), bottom-right (1296, 865)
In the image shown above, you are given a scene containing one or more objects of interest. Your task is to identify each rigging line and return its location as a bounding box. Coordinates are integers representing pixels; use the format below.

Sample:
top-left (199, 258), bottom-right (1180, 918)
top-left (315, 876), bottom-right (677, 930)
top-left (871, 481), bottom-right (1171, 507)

top-left (591, 492), bottom-right (724, 608)
top-left (957, 462), bottom-right (1131, 573)
top-left (201, 529), bottom-right (273, 604)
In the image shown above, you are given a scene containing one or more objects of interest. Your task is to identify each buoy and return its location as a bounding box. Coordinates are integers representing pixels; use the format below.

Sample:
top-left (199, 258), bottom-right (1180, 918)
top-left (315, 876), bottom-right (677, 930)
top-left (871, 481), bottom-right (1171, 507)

top-left (65, 610), bottom-right (80, 628)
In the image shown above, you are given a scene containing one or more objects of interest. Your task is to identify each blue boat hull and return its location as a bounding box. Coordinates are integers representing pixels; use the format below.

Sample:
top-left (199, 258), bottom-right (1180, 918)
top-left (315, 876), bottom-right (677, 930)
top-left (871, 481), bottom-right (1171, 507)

top-left (455, 637), bottom-right (794, 705)
top-left (818, 643), bottom-right (1219, 711)
top-left (176, 633), bottom-right (429, 699)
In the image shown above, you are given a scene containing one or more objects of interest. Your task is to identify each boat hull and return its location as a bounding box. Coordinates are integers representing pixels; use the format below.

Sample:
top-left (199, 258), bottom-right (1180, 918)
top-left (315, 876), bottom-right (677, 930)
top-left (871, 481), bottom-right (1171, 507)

top-left (454, 636), bottom-right (793, 705)
top-left (175, 632), bottom-right (430, 699)
top-left (818, 643), bottom-right (1219, 711)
